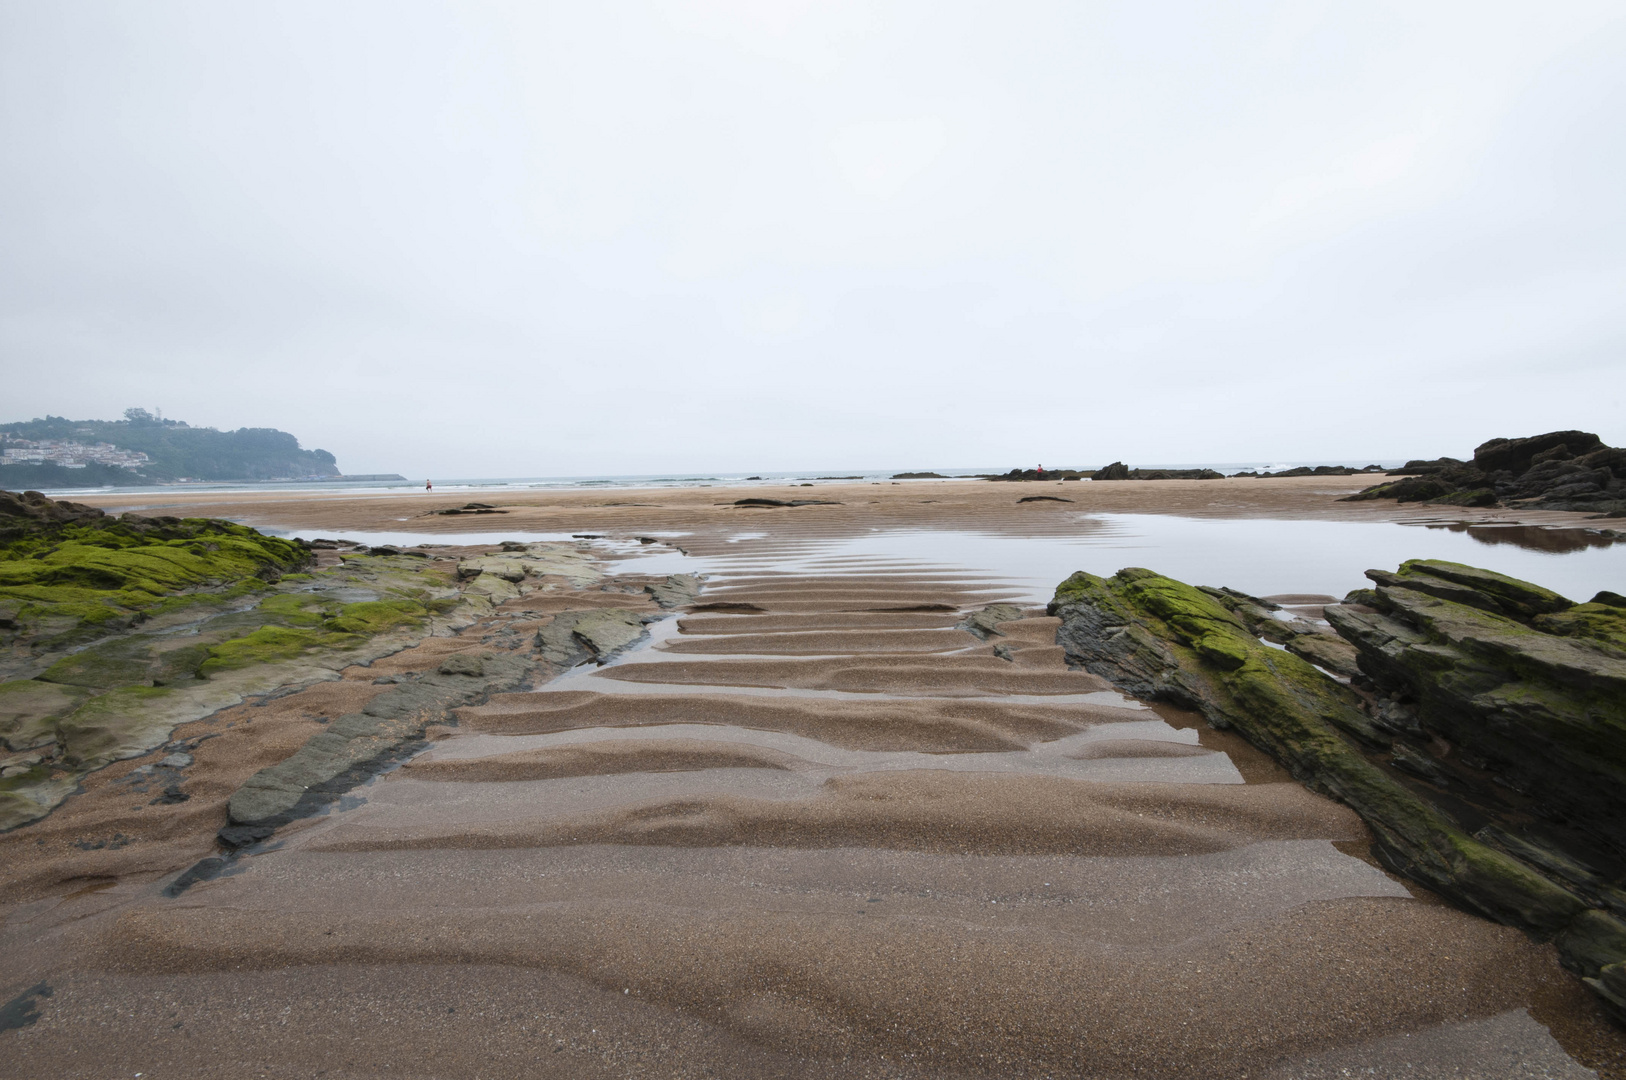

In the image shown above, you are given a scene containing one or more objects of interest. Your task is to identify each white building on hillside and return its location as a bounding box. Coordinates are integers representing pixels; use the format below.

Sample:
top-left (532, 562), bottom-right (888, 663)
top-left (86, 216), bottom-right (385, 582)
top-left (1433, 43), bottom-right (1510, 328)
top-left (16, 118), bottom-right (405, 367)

top-left (1, 439), bottom-right (150, 470)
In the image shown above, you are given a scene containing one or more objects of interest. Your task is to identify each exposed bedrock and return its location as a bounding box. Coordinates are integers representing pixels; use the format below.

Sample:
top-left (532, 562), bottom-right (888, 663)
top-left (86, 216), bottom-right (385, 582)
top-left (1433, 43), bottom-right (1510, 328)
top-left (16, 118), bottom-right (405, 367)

top-left (1048, 565), bottom-right (1626, 1016)
top-left (1326, 560), bottom-right (1626, 883)
top-left (224, 651), bottom-right (534, 832)
top-left (1342, 429), bottom-right (1626, 514)
top-left (1089, 462), bottom-right (1225, 481)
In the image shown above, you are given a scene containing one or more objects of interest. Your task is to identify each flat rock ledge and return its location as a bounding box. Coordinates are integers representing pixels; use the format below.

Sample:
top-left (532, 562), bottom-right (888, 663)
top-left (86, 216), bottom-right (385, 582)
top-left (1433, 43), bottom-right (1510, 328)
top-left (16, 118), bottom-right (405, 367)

top-left (1048, 565), bottom-right (1626, 1019)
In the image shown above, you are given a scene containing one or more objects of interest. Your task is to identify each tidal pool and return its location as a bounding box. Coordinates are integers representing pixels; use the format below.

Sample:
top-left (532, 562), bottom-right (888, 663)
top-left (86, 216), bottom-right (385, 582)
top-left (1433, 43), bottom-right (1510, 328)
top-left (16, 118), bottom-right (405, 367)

top-left (613, 514), bottom-right (1626, 604)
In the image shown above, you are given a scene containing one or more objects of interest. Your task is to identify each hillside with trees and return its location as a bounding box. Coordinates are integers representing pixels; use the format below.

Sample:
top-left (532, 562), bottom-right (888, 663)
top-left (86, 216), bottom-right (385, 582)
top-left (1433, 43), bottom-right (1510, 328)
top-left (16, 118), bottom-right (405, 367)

top-left (0, 409), bottom-right (341, 487)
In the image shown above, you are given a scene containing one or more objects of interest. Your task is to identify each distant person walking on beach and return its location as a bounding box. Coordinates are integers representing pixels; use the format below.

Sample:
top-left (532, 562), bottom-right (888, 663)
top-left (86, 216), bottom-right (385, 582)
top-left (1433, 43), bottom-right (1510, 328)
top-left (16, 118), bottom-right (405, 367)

top-left (425, 480), bottom-right (432, 492)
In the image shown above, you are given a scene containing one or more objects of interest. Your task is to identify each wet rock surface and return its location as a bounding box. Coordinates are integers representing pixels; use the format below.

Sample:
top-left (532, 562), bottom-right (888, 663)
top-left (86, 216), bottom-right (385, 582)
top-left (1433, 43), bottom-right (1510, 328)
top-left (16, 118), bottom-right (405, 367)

top-left (0, 520), bottom-right (620, 832)
top-left (645, 573), bottom-right (702, 609)
top-left (224, 652), bottom-right (534, 830)
top-left (1326, 560), bottom-right (1626, 905)
top-left (1344, 430), bottom-right (1626, 515)
top-left (1049, 563), bottom-right (1626, 1015)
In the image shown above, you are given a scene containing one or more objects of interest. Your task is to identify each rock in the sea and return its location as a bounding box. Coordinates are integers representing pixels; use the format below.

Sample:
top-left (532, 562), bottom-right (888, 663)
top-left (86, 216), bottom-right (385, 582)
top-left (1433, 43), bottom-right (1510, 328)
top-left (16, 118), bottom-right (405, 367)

top-left (1047, 566), bottom-right (1626, 1014)
top-left (1343, 430), bottom-right (1626, 513)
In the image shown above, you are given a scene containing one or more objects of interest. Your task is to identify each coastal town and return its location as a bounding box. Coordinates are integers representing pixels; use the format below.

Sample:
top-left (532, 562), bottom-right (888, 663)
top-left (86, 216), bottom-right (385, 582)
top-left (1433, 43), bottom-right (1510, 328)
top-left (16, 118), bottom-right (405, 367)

top-left (0, 438), bottom-right (149, 471)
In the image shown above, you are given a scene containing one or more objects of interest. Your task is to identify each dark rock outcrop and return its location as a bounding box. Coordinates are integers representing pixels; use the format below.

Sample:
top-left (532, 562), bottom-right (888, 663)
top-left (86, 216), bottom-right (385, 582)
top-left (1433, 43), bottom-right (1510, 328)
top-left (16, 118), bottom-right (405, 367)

top-left (1343, 431), bottom-right (1626, 514)
top-left (1326, 560), bottom-right (1626, 880)
top-left (987, 468), bottom-right (1089, 482)
top-left (1230, 465), bottom-right (1385, 478)
top-left (732, 498), bottom-right (841, 508)
top-left (0, 490), bottom-right (108, 542)
top-left (1048, 565), bottom-right (1626, 1017)
top-left (1089, 463), bottom-right (1224, 481)
top-left (434, 502), bottom-right (508, 516)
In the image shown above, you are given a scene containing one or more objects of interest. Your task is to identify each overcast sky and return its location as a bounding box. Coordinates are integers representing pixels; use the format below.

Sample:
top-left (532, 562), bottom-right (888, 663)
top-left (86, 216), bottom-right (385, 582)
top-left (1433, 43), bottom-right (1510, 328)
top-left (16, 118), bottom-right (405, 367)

top-left (3, 1), bottom-right (1623, 477)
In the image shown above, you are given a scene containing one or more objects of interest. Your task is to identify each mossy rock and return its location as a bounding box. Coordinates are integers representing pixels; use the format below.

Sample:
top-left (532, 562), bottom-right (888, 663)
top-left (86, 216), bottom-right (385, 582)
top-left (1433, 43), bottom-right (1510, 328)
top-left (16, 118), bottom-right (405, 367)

top-left (1399, 559), bottom-right (1573, 617)
top-left (1429, 488), bottom-right (1498, 507)
top-left (55, 685), bottom-right (178, 766)
top-left (198, 626), bottom-right (359, 676)
top-left (1050, 568), bottom-right (1587, 936)
top-left (0, 515), bottom-right (310, 662)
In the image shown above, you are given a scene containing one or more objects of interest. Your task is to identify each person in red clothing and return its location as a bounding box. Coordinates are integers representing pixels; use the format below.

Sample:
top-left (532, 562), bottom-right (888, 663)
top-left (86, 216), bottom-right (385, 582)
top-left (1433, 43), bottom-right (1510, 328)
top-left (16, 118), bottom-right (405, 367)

top-left (1036, 464), bottom-right (1044, 478)
top-left (425, 480), bottom-right (433, 492)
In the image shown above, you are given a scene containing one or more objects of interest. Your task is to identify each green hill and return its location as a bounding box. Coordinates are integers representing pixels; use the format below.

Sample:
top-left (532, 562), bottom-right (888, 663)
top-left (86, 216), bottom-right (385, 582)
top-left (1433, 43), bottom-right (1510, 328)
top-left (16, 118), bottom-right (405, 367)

top-left (0, 410), bottom-right (341, 486)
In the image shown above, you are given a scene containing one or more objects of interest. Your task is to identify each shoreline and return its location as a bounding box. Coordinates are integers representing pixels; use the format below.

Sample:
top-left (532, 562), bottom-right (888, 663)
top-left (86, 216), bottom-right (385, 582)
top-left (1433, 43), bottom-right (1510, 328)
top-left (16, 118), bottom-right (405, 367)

top-left (59, 474), bottom-right (1625, 530)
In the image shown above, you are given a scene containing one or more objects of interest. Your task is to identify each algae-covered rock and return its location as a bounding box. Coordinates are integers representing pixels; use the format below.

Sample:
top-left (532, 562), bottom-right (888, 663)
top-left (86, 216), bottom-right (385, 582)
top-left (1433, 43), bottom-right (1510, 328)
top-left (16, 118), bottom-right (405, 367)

top-left (1052, 560), bottom-right (1626, 1014)
top-left (0, 514), bottom-right (494, 832)
top-left (0, 490), bottom-right (312, 667)
top-left (1325, 559), bottom-right (1626, 874)
top-left (1048, 568), bottom-right (1587, 937)
top-left (1197, 586), bottom-right (1361, 678)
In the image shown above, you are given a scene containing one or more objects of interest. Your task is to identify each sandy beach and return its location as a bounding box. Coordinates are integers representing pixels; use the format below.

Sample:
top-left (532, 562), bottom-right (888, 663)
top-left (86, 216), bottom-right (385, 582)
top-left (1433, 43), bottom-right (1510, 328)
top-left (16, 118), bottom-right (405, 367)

top-left (3, 476), bottom-right (1624, 1078)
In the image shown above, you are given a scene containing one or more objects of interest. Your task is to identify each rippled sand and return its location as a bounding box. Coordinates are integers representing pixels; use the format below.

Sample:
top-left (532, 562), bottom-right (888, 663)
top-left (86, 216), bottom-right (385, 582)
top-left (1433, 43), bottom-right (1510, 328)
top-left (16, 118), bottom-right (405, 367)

top-left (2, 482), bottom-right (1622, 1078)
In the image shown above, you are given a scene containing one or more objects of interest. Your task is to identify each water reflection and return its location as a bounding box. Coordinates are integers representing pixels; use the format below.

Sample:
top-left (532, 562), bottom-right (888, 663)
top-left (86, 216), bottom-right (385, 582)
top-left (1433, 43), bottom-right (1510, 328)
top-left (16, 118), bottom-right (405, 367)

top-left (617, 514), bottom-right (1626, 604)
top-left (1414, 521), bottom-right (1622, 554)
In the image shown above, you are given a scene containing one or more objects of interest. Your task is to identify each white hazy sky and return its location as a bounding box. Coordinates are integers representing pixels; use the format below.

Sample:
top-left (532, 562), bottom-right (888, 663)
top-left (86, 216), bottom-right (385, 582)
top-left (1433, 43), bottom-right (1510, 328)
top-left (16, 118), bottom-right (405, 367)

top-left (3, 1), bottom-right (1624, 477)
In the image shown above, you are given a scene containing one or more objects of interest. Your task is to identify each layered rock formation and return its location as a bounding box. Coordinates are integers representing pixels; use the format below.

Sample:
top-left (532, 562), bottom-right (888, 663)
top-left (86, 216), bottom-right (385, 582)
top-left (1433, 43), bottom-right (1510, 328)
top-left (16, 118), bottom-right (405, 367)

top-left (1343, 430), bottom-right (1626, 514)
top-left (1049, 564), bottom-right (1626, 1017)
top-left (0, 490), bottom-right (649, 834)
top-left (1327, 561), bottom-right (1626, 886)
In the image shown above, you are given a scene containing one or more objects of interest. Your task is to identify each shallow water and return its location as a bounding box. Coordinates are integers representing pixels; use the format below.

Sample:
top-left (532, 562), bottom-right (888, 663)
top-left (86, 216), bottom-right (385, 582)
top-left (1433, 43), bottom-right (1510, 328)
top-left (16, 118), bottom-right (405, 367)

top-left (614, 513), bottom-right (1626, 602)
top-left (276, 514), bottom-right (1622, 602)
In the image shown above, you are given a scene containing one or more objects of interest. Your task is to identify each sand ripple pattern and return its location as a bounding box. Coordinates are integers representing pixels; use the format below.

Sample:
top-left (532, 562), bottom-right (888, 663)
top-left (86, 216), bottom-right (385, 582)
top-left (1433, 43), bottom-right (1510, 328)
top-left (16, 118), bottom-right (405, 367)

top-left (24, 537), bottom-right (1612, 1078)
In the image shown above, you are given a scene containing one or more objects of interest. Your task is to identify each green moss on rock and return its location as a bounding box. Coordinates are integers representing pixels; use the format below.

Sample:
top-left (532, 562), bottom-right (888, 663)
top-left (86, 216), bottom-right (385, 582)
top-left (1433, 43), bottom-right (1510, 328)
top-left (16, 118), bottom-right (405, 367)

top-left (1050, 568), bottom-right (1586, 936)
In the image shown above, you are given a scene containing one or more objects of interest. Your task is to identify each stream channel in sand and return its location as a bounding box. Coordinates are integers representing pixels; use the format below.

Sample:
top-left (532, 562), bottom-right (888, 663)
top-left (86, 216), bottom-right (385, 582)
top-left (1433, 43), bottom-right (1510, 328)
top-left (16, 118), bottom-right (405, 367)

top-left (5, 501), bottom-right (1626, 1078)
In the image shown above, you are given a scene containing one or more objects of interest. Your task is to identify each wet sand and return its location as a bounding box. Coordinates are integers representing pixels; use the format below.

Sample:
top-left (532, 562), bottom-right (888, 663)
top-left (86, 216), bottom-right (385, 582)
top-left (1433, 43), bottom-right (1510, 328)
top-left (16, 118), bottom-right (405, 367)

top-left (60, 473), bottom-right (1610, 536)
top-left (2, 478), bottom-right (1624, 1077)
